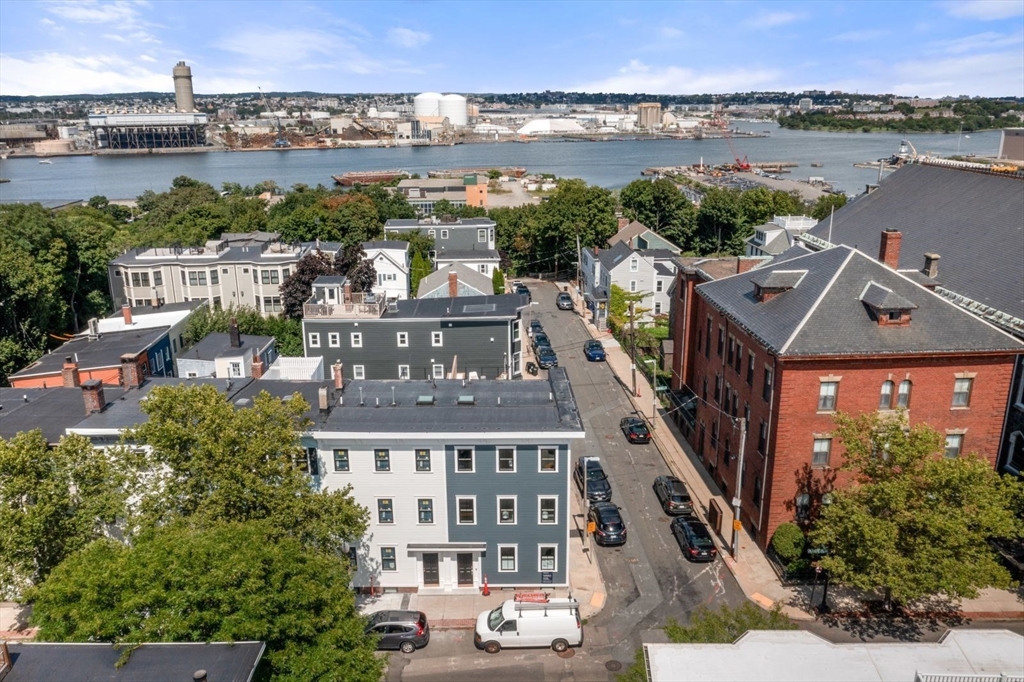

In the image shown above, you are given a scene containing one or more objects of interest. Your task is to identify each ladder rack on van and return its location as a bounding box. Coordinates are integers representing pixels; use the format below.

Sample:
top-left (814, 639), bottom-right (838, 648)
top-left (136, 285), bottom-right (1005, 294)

top-left (511, 599), bottom-right (580, 615)
top-left (514, 592), bottom-right (549, 603)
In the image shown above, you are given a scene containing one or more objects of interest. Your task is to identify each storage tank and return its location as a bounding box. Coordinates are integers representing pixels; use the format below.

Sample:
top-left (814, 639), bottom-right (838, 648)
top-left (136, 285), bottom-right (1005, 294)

top-left (438, 94), bottom-right (468, 127)
top-left (414, 92), bottom-right (442, 118)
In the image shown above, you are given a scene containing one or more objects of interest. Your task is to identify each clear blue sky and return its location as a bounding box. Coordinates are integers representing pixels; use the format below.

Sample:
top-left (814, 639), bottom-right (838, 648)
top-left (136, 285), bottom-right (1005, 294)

top-left (1, 0), bottom-right (1022, 97)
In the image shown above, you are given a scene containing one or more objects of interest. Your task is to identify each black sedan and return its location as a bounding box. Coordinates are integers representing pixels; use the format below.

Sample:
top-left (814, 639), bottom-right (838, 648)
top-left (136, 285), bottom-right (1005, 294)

top-left (588, 502), bottom-right (627, 546)
top-left (620, 416), bottom-right (651, 444)
top-left (583, 340), bottom-right (606, 362)
top-left (653, 475), bottom-right (694, 516)
top-left (536, 347), bottom-right (558, 369)
top-left (533, 332), bottom-right (552, 352)
top-left (573, 456), bottom-right (612, 503)
top-left (671, 517), bottom-right (718, 562)
top-left (515, 283), bottom-right (531, 301)
top-left (529, 319), bottom-right (544, 337)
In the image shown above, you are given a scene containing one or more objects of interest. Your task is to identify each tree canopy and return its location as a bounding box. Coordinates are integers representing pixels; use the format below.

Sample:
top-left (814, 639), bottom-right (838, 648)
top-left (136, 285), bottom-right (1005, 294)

top-left (809, 411), bottom-right (1022, 605)
top-left (619, 178), bottom-right (697, 248)
top-left (0, 431), bottom-right (126, 600)
top-left (28, 521), bottom-right (383, 682)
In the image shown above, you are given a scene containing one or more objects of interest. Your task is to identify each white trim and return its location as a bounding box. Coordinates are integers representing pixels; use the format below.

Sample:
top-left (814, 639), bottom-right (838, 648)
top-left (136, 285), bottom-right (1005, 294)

top-left (416, 497), bottom-right (435, 524)
top-left (328, 332), bottom-right (340, 348)
top-left (351, 332), bottom-right (363, 348)
top-left (538, 544), bottom-right (558, 572)
top-left (497, 446), bottom-right (517, 473)
top-left (380, 546), bottom-right (397, 572)
top-left (432, 331), bottom-right (443, 347)
top-left (397, 331), bottom-right (409, 347)
top-left (455, 446), bottom-right (475, 473)
top-left (308, 332), bottom-right (320, 348)
top-left (398, 365), bottom-right (410, 379)
top-left (538, 445), bottom-right (559, 473)
top-left (310, 430), bottom-right (586, 441)
top-left (538, 495), bottom-right (558, 525)
top-left (376, 497), bottom-right (395, 524)
top-left (415, 448), bottom-right (431, 472)
top-left (498, 544), bottom-right (518, 572)
top-left (432, 364), bottom-right (445, 379)
top-left (779, 249), bottom-right (855, 354)
top-left (497, 495), bottom-right (517, 525)
top-left (456, 495), bottom-right (476, 525)
top-left (353, 365), bottom-right (365, 380)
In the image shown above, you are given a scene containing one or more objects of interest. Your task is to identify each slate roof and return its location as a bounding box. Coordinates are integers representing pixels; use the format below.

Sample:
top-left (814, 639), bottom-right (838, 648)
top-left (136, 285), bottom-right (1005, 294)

top-left (0, 386), bottom-right (126, 443)
top-left (4, 641), bottom-right (265, 682)
top-left (598, 241), bottom-right (635, 271)
top-left (387, 294), bottom-right (522, 320)
top-left (806, 163), bottom-right (1024, 320)
top-left (637, 249), bottom-right (678, 260)
top-left (363, 240), bottom-right (410, 251)
top-left (860, 282), bottom-right (917, 311)
top-left (314, 367), bottom-right (583, 434)
top-left (417, 263), bottom-right (493, 298)
top-left (178, 332), bottom-right (275, 361)
top-left (9, 327), bottom-right (170, 380)
top-left (653, 262), bottom-right (675, 277)
top-left (750, 269), bottom-right (807, 289)
top-left (697, 245), bottom-right (1023, 357)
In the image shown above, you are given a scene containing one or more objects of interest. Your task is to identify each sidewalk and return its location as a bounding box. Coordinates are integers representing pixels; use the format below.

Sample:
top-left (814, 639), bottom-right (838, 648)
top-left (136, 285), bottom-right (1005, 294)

top-left (562, 281), bottom-right (1024, 623)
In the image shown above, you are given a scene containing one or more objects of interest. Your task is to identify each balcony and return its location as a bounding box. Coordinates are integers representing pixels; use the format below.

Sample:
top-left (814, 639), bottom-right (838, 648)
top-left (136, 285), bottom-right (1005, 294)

top-left (303, 292), bottom-right (386, 319)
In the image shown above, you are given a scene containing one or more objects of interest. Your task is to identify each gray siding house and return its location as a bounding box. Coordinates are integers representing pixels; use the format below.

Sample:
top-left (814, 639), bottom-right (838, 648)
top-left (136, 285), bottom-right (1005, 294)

top-left (302, 276), bottom-right (525, 380)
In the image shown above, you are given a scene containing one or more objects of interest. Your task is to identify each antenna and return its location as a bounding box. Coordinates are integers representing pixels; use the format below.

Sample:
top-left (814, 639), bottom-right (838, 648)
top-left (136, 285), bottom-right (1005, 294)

top-left (827, 205), bottom-right (834, 245)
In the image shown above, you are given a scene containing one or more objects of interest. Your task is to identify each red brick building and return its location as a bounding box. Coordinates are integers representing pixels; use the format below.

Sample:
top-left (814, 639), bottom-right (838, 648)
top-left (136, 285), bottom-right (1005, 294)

top-left (670, 233), bottom-right (1022, 549)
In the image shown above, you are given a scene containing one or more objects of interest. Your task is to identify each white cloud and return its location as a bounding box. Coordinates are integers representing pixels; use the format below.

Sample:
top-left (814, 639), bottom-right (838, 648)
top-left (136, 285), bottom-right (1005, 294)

top-left (45, 0), bottom-right (143, 24)
top-left (660, 26), bottom-right (684, 39)
top-left (743, 11), bottom-right (804, 29)
top-left (40, 17), bottom-right (57, 27)
top-left (387, 27), bottom-right (431, 48)
top-left (888, 50), bottom-right (1024, 97)
top-left (831, 29), bottom-right (889, 42)
top-left (139, 54), bottom-right (156, 62)
top-left (934, 30), bottom-right (1024, 53)
top-left (942, 0), bottom-right (1024, 20)
top-left (571, 59), bottom-right (781, 94)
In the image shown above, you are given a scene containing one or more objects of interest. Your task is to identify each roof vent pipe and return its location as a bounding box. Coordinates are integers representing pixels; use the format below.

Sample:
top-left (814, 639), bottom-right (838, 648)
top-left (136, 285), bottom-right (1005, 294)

top-left (376, 397), bottom-right (379, 408)
top-left (498, 396), bottom-right (501, 407)
top-left (392, 387), bottom-right (396, 406)
top-left (359, 387), bottom-right (364, 406)
top-left (549, 392), bottom-right (553, 402)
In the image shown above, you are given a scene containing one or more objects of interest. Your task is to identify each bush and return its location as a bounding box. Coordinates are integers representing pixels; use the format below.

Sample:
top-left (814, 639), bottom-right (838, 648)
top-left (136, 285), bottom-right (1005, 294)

top-left (771, 522), bottom-right (806, 564)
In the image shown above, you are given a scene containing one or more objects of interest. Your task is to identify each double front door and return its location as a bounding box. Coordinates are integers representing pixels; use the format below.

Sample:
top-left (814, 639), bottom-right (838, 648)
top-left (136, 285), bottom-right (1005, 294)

top-left (420, 552), bottom-right (475, 588)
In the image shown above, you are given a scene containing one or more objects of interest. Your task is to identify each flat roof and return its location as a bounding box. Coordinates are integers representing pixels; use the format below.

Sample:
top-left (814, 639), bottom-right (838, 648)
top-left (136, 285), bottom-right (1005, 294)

top-left (387, 294), bottom-right (522, 320)
top-left (10, 327), bottom-right (170, 380)
top-left (644, 629), bottom-right (1024, 682)
top-left (179, 332), bottom-right (275, 361)
top-left (96, 306), bottom-right (197, 334)
top-left (0, 385), bottom-right (126, 443)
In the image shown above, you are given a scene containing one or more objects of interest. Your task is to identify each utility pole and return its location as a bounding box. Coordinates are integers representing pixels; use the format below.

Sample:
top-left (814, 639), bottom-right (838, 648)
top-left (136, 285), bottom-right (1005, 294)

top-left (629, 300), bottom-right (638, 397)
top-left (575, 228), bottom-right (582, 307)
top-left (731, 416), bottom-right (748, 560)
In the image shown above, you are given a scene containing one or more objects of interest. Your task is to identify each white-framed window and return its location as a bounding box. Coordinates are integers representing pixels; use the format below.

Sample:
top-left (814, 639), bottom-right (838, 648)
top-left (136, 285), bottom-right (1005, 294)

top-left (629, 280), bottom-right (637, 292)
top-left (630, 257), bottom-right (638, 272)
top-left (656, 278), bottom-right (663, 293)
top-left (538, 496), bottom-right (558, 525)
top-left (417, 498), bottom-right (434, 524)
top-left (456, 496), bottom-right (476, 525)
top-left (415, 449), bottom-right (431, 472)
top-left (953, 378), bottom-right (973, 407)
top-left (377, 498), bottom-right (394, 524)
top-left (479, 264), bottom-right (488, 274)
top-left (351, 332), bottom-right (363, 348)
top-left (333, 449), bottom-right (349, 472)
top-left (432, 331), bottom-right (443, 347)
top-left (539, 446), bottom-right (558, 472)
top-left (812, 438), bottom-right (832, 468)
top-left (879, 380), bottom-right (894, 410)
top-left (944, 434), bottom-right (964, 458)
top-left (353, 365), bottom-right (365, 380)
top-left (456, 447), bottom-right (475, 473)
top-left (818, 381), bottom-right (838, 411)
top-left (398, 365), bottom-right (410, 379)
top-left (397, 332), bottom-right (408, 347)
top-left (432, 364), bottom-right (444, 379)
top-left (440, 229), bottom-right (449, 239)
top-left (654, 302), bottom-right (662, 315)
top-left (427, 228), bottom-right (436, 237)
top-left (308, 332), bottom-right (320, 348)
top-left (374, 448), bottom-right (390, 472)
top-left (497, 496), bottom-right (516, 524)
top-left (497, 447), bottom-right (516, 472)
top-left (513, 323), bottom-right (520, 341)
top-left (478, 229), bottom-right (487, 242)
top-left (538, 545), bottom-right (557, 572)
top-left (498, 545), bottom-right (517, 572)
top-left (897, 380), bottom-right (912, 408)
top-left (328, 332), bottom-right (340, 348)
top-left (380, 547), bottom-right (397, 571)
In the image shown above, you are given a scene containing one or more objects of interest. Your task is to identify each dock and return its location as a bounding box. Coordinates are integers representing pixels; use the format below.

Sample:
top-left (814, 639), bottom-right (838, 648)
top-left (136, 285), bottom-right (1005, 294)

top-left (332, 169), bottom-right (407, 186)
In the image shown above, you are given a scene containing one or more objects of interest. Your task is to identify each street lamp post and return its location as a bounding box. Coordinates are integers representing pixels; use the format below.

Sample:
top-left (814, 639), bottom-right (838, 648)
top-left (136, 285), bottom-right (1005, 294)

top-left (730, 416), bottom-right (748, 560)
top-left (643, 358), bottom-right (657, 431)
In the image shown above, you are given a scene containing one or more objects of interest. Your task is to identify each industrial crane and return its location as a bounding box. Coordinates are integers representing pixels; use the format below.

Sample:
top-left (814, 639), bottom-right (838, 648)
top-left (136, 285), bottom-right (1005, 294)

top-left (258, 86), bottom-right (290, 148)
top-left (723, 132), bottom-right (750, 171)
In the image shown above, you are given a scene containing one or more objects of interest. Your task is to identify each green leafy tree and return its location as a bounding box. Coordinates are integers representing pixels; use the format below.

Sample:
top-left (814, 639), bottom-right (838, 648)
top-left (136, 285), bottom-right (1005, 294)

top-left (384, 228), bottom-right (434, 263)
top-left (29, 521), bottom-right (384, 682)
top-left (182, 304), bottom-right (303, 357)
top-left (810, 194), bottom-right (848, 222)
top-left (770, 522), bottom-right (806, 564)
top-left (131, 177), bottom-right (223, 246)
top-left (619, 178), bottom-right (697, 249)
top-left (124, 384), bottom-right (369, 554)
top-left (431, 199), bottom-right (456, 218)
top-left (810, 411), bottom-right (1022, 607)
top-left (492, 268), bottom-right (505, 295)
top-left (539, 179), bottom-right (618, 270)
top-left (0, 431), bottom-right (126, 599)
top-left (694, 187), bottom-right (744, 255)
top-left (617, 604), bottom-right (795, 682)
top-left (350, 183), bottom-right (417, 222)
top-left (280, 250), bottom-right (337, 320)
top-left (410, 250), bottom-right (432, 297)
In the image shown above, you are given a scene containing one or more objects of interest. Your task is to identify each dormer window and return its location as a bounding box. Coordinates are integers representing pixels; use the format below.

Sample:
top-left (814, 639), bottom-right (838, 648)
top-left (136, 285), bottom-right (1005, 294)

top-left (859, 281), bottom-right (917, 326)
top-left (749, 270), bottom-right (807, 303)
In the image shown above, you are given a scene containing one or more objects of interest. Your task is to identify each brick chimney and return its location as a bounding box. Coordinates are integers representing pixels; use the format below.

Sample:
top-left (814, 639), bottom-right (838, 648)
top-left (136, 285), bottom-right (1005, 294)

top-left (251, 351), bottom-right (264, 379)
top-left (120, 353), bottom-right (143, 388)
top-left (448, 270), bottom-right (459, 297)
top-left (121, 304), bottom-right (133, 326)
top-left (62, 356), bottom-right (81, 388)
top-left (333, 362), bottom-right (344, 389)
top-left (922, 252), bottom-right (940, 278)
top-left (617, 217), bottom-right (629, 229)
top-left (343, 280), bottom-right (352, 303)
top-left (736, 257), bottom-right (760, 274)
top-left (82, 379), bottom-right (106, 414)
top-left (593, 246), bottom-right (599, 256)
top-left (878, 228), bottom-right (902, 269)
top-left (229, 318), bottom-right (241, 348)
top-left (318, 386), bottom-right (329, 412)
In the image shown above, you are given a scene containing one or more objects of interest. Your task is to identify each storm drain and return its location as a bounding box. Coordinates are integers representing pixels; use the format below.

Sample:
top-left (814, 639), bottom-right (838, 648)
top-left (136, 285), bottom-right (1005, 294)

top-left (557, 648), bottom-right (576, 659)
top-left (605, 661), bottom-right (623, 671)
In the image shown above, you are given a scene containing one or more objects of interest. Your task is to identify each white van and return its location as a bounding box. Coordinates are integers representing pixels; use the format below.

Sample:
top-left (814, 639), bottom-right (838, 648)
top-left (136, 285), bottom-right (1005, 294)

top-left (474, 598), bottom-right (583, 654)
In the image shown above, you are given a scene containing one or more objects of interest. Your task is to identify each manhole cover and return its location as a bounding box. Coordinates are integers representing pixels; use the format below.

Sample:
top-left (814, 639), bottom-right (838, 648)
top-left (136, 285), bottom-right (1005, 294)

top-left (626, 557), bottom-right (639, 564)
top-left (557, 648), bottom-right (576, 659)
top-left (605, 660), bottom-right (623, 671)
top-left (604, 434), bottom-right (615, 439)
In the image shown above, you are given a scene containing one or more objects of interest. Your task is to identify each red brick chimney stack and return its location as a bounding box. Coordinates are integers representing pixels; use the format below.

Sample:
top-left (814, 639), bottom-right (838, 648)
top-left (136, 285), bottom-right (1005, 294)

top-left (120, 353), bottom-right (143, 388)
top-left (251, 351), bottom-right (264, 379)
top-left (879, 228), bottom-right (902, 269)
top-left (229, 319), bottom-right (241, 348)
top-left (62, 356), bottom-right (81, 388)
top-left (82, 379), bottom-right (106, 414)
top-left (448, 270), bottom-right (459, 297)
top-left (333, 362), bottom-right (344, 389)
top-left (122, 304), bottom-right (133, 326)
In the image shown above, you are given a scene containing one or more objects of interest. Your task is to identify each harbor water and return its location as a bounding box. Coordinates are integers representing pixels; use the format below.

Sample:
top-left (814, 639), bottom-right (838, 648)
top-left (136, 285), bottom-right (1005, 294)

top-left (0, 124), bottom-right (1002, 203)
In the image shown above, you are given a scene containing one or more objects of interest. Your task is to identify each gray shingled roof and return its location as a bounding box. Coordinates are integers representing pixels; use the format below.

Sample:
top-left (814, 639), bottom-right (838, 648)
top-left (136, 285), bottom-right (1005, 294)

top-left (860, 282), bottom-right (918, 311)
top-left (363, 240), bottom-right (410, 251)
top-left (598, 241), bottom-right (635, 271)
top-left (750, 269), bottom-right (807, 289)
top-left (697, 245), bottom-right (1022, 356)
top-left (9, 327), bottom-right (170, 379)
top-left (806, 163), bottom-right (1024, 319)
top-left (179, 332), bottom-right (275, 361)
top-left (417, 263), bottom-right (493, 298)
top-left (0, 386), bottom-right (126, 443)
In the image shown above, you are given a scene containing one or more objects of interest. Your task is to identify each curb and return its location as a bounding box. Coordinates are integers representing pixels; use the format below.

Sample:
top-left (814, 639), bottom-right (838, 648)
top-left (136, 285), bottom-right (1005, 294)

top-left (432, 618), bottom-right (477, 630)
